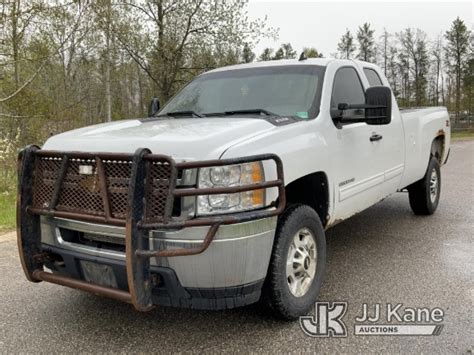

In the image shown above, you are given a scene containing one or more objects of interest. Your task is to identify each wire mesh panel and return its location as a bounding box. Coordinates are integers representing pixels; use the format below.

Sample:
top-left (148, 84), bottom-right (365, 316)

top-left (144, 160), bottom-right (175, 223)
top-left (103, 159), bottom-right (133, 219)
top-left (31, 152), bottom-right (175, 223)
top-left (32, 157), bottom-right (63, 209)
top-left (56, 158), bottom-right (104, 215)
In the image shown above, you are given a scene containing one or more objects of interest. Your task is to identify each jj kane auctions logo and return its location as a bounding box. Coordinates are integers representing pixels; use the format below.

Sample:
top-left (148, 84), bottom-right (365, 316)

top-left (300, 302), bottom-right (444, 337)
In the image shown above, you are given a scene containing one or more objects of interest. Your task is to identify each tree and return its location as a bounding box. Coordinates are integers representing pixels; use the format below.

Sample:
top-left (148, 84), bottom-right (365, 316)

top-left (303, 47), bottom-right (323, 58)
top-left (115, 1), bottom-right (276, 101)
top-left (463, 38), bottom-right (474, 116)
top-left (356, 23), bottom-right (375, 62)
top-left (272, 47), bottom-right (284, 60)
top-left (378, 28), bottom-right (391, 76)
top-left (259, 47), bottom-right (274, 61)
top-left (386, 45), bottom-right (399, 97)
top-left (280, 43), bottom-right (296, 59)
top-left (398, 28), bottom-right (430, 106)
top-left (91, 0), bottom-right (115, 122)
top-left (337, 29), bottom-right (355, 59)
top-left (241, 42), bottom-right (255, 63)
top-left (430, 35), bottom-right (443, 106)
top-left (444, 17), bottom-right (470, 118)
top-left (397, 48), bottom-right (411, 106)
top-left (272, 43), bottom-right (296, 60)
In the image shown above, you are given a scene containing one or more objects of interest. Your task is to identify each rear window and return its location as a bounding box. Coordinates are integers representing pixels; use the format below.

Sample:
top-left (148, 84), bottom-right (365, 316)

top-left (363, 68), bottom-right (383, 87)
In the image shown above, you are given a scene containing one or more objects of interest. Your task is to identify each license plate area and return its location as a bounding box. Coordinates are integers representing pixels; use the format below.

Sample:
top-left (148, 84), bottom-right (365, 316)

top-left (80, 260), bottom-right (118, 288)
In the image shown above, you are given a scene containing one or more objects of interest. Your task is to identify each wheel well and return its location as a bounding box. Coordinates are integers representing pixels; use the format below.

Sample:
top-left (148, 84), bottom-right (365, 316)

top-left (285, 172), bottom-right (329, 227)
top-left (431, 134), bottom-right (445, 164)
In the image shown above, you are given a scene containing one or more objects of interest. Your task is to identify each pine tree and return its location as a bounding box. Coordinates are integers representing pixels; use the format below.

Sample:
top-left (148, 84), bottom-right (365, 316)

top-left (303, 47), bottom-right (323, 58)
top-left (356, 23), bottom-right (376, 62)
top-left (242, 42), bottom-right (255, 63)
top-left (259, 48), bottom-right (274, 61)
top-left (444, 17), bottom-right (470, 118)
top-left (337, 29), bottom-right (355, 59)
top-left (272, 43), bottom-right (296, 60)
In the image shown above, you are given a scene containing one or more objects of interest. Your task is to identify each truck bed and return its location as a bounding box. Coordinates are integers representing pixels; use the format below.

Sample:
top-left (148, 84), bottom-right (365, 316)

top-left (398, 106), bottom-right (450, 188)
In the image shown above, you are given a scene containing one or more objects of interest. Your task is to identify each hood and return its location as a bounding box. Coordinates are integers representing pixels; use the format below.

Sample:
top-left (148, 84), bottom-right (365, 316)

top-left (43, 117), bottom-right (275, 161)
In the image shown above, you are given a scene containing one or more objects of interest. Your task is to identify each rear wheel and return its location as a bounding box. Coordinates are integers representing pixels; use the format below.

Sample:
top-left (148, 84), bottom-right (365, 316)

top-left (262, 204), bottom-right (326, 320)
top-left (408, 156), bottom-right (441, 215)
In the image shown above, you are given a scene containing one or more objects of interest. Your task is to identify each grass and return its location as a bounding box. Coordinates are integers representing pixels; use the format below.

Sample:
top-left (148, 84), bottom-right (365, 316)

top-left (0, 191), bottom-right (16, 234)
top-left (451, 130), bottom-right (474, 140)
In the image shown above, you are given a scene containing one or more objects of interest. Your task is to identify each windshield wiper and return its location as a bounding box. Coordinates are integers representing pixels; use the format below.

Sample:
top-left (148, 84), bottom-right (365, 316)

top-left (204, 109), bottom-right (279, 117)
top-left (156, 110), bottom-right (203, 118)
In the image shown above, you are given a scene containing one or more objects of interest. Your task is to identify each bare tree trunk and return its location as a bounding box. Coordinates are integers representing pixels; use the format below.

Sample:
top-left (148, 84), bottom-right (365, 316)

top-left (435, 61), bottom-right (440, 106)
top-left (136, 63), bottom-right (145, 115)
top-left (382, 29), bottom-right (388, 77)
top-left (104, 0), bottom-right (112, 122)
top-left (441, 70), bottom-right (445, 106)
top-left (11, 0), bottom-right (20, 89)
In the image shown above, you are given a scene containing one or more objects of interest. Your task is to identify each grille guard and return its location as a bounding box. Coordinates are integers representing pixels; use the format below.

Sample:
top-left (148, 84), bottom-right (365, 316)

top-left (17, 145), bottom-right (286, 311)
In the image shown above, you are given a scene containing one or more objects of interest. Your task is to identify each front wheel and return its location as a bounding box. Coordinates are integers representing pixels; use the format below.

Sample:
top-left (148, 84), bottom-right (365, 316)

top-left (262, 204), bottom-right (326, 320)
top-left (408, 156), bottom-right (441, 215)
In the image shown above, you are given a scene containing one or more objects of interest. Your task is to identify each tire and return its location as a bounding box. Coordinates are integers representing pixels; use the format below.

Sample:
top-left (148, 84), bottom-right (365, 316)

top-left (408, 156), bottom-right (441, 215)
top-left (262, 204), bottom-right (326, 320)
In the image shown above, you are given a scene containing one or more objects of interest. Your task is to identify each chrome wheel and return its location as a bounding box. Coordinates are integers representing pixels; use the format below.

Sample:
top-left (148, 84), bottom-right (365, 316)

top-left (430, 168), bottom-right (438, 203)
top-left (286, 228), bottom-right (317, 297)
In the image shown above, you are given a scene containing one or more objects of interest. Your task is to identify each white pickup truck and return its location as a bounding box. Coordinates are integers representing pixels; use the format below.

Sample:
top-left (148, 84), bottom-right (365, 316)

top-left (17, 58), bottom-right (450, 319)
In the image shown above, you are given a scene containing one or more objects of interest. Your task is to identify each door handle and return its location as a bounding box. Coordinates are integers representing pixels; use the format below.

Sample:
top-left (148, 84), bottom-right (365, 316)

top-left (370, 134), bottom-right (383, 142)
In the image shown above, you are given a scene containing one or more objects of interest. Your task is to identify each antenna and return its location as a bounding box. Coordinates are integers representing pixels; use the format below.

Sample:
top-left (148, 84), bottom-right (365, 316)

top-left (299, 51), bottom-right (307, 61)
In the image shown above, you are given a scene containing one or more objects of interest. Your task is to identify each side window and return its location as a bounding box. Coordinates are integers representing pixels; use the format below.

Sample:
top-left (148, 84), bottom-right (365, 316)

top-left (331, 67), bottom-right (365, 108)
top-left (363, 68), bottom-right (383, 87)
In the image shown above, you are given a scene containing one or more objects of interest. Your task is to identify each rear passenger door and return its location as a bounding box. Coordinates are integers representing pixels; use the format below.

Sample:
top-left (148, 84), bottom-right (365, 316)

top-left (331, 66), bottom-right (385, 221)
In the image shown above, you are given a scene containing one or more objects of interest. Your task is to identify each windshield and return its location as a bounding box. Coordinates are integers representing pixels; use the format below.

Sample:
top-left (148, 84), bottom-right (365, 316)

top-left (159, 65), bottom-right (325, 119)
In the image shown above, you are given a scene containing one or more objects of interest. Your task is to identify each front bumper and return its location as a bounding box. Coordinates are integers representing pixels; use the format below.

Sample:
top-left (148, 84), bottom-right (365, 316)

top-left (41, 216), bottom-right (276, 289)
top-left (17, 146), bottom-right (285, 311)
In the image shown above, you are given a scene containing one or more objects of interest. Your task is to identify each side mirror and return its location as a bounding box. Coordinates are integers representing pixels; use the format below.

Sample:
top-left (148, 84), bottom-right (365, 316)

top-left (365, 86), bottom-right (391, 125)
top-left (148, 97), bottom-right (160, 117)
top-left (333, 86), bottom-right (392, 126)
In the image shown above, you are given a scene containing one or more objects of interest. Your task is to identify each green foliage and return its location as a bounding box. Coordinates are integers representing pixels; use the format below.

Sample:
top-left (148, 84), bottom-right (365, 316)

top-left (242, 43), bottom-right (256, 63)
top-left (397, 29), bottom-right (430, 106)
top-left (451, 129), bottom-right (474, 140)
top-left (259, 48), bottom-right (274, 61)
top-left (0, 191), bottom-right (16, 233)
top-left (0, 3), bottom-right (472, 202)
top-left (270, 43), bottom-right (296, 60)
top-left (356, 23), bottom-right (376, 62)
top-left (303, 47), bottom-right (323, 58)
top-left (444, 17), bottom-right (471, 117)
top-left (0, 0), bottom-right (277, 191)
top-left (337, 29), bottom-right (355, 59)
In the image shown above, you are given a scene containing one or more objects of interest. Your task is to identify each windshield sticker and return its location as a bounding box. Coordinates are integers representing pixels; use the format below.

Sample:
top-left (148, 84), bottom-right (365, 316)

top-left (297, 111), bottom-right (309, 119)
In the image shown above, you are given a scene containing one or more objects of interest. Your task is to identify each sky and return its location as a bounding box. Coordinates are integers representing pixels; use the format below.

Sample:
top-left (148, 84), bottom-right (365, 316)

top-left (247, 1), bottom-right (473, 58)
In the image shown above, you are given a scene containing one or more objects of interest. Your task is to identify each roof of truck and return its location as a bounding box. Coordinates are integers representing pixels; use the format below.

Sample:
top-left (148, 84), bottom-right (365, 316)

top-left (207, 58), bottom-right (335, 73)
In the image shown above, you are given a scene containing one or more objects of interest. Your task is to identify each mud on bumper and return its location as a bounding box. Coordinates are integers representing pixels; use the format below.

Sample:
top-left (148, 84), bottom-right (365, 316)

top-left (17, 146), bottom-right (285, 311)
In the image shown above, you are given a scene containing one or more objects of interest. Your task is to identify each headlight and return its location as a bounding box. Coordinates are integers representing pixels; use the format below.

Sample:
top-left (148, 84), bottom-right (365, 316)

top-left (197, 162), bottom-right (265, 215)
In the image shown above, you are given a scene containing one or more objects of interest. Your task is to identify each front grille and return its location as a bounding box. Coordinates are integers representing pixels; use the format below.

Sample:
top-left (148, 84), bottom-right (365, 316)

top-left (32, 154), bottom-right (175, 223)
top-left (144, 160), bottom-right (174, 223)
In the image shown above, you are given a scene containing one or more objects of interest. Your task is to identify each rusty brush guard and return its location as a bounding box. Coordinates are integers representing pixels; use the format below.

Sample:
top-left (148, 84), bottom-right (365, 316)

top-left (17, 146), bottom-right (285, 311)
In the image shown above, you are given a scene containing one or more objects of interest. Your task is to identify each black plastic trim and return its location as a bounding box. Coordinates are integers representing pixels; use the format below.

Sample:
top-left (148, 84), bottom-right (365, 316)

top-left (41, 244), bottom-right (264, 310)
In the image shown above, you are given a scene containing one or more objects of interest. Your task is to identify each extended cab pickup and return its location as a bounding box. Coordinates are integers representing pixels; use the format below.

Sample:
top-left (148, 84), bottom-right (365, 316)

top-left (17, 58), bottom-right (450, 319)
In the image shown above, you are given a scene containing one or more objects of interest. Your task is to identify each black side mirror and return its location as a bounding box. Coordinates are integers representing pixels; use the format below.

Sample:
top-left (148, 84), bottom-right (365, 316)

top-left (365, 86), bottom-right (391, 125)
top-left (148, 97), bottom-right (160, 117)
top-left (333, 86), bottom-right (392, 126)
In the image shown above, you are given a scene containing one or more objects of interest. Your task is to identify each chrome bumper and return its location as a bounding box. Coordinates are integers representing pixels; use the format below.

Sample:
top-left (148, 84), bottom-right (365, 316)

top-left (41, 216), bottom-right (277, 288)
